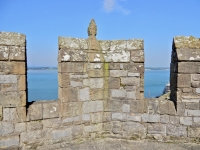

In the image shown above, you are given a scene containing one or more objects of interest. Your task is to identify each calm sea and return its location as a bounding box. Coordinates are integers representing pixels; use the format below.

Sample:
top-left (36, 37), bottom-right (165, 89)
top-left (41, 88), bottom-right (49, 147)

top-left (28, 69), bottom-right (170, 102)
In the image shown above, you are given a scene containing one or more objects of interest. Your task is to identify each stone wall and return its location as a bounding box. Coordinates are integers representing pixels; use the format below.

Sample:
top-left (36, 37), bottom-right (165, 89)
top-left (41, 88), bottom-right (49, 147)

top-left (0, 31), bottom-right (200, 149)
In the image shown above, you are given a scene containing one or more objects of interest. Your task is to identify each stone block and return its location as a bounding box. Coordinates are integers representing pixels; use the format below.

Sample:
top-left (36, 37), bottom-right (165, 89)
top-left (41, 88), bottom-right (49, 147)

top-left (148, 123), bottom-right (166, 134)
top-left (84, 123), bottom-right (102, 133)
top-left (108, 78), bottom-right (120, 89)
top-left (131, 50), bottom-right (144, 62)
top-left (188, 125), bottom-right (200, 138)
top-left (27, 121), bottom-right (43, 131)
top-left (169, 116), bottom-right (180, 124)
top-left (109, 63), bottom-right (120, 70)
top-left (110, 40), bottom-right (127, 50)
top-left (0, 46), bottom-right (9, 60)
top-left (0, 135), bottom-right (19, 148)
top-left (127, 39), bottom-right (144, 50)
top-left (88, 69), bottom-right (104, 77)
top-left (79, 87), bottom-right (90, 101)
top-left (121, 77), bottom-right (140, 86)
top-left (178, 62), bottom-right (200, 73)
top-left (192, 74), bottom-right (200, 81)
top-left (9, 46), bottom-right (25, 60)
top-left (160, 115), bottom-right (169, 124)
top-left (128, 72), bottom-right (140, 77)
top-left (20, 129), bottom-right (51, 143)
top-left (0, 75), bottom-right (18, 83)
top-left (111, 89), bottom-right (126, 99)
top-left (59, 62), bottom-right (84, 73)
top-left (159, 100), bottom-right (176, 115)
top-left (126, 91), bottom-right (136, 99)
top-left (3, 107), bottom-right (26, 122)
top-left (0, 32), bottom-right (25, 46)
top-left (104, 50), bottom-right (130, 62)
top-left (0, 91), bottom-right (26, 107)
top-left (122, 104), bottom-right (130, 112)
top-left (166, 124), bottom-right (187, 137)
top-left (99, 40), bottom-right (110, 51)
top-left (186, 110), bottom-right (200, 116)
top-left (72, 125), bottom-right (83, 138)
top-left (127, 114), bottom-right (141, 122)
top-left (194, 117), bottom-right (200, 123)
top-left (112, 113), bottom-right (126, 121)
top-left (0, 83), bottom-right (18, 92)
top-left (112, 121), bottom-right (122, 134)
top-left (2, 62), bottom-right (26, 75)
top-left (91, 112), bottom-right (103, 123)
top-left (82, 101), bottom-right (103, 113)
top-left (110, 70), bottom-right (127, 77)
top-left (28, 102), bottom-right (43, 121)
top-left (58, 37), bottom-right (80, 49)
top-left (106, 100), bottom-right (122, 112)
top-left (130, 100), bottom-right (144, 113)
top-left (123, 122), bottom-right (146, 138)
top-left (103, 112), bottom-right (111, 122)
top-left (173, 36), bottom-right (200, 49)
top-left (180, 117), bottom-right (193, 125)
top-left (146, 98), bottom-right (160, 114)
top-left (15, 122), bottom-right (26, 133)
top-left (60, 88), bottom-right (78, 102)
top-left (185, 102), bottom-right (199, 110)
top-left (82, 114), bottom-right (90, 122)
top-left (62, 102), bottom-right (82, 117)
top-left (18, 75), bottom-right (26, 91)
top-left (62, 116), bottom-right (81, 125)
top-left (58, 73), bottom-right (70, 87)
top-left (90, 89), bottom-right (104, 100)
top-left (43, 101), bottom-right (59, 119)
top-left (0, 122), bottom-right (14, 136)
top-left (122, 63), bottom-right (144, 73)
top-left (141, 114), bottom-right (160, 123)
top-left (83, 78), bottom-right (104, 89)
top-left (177, 74), bottom-right (191, 88)
top-left (42, 118), bottom-right (62, 128)
top-left (177, 102), bottom-right (185, 116)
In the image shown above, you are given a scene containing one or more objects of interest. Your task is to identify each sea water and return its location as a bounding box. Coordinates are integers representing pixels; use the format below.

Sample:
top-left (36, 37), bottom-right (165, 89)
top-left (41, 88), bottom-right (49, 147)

top-left (28, 69), bottom-right (170, 102)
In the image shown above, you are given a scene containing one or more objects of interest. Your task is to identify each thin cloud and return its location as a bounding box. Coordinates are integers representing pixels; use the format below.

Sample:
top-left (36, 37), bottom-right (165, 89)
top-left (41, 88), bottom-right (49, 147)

top-left (103, 0), bottom-right (131, 15)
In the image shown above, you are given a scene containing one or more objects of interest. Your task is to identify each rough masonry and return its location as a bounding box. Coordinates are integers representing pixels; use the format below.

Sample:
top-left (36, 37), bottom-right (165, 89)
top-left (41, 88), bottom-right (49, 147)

top-left (0, 20), bottom-right (200, 149)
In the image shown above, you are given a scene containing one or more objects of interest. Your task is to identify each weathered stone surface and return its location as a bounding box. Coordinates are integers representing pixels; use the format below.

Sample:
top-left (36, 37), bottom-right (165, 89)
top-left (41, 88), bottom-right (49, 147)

top-left (82, 114), bottom-right (90, 122)
top-left (9, 46), bottom-right (25, 60)
top-left (42, 118), bottom-right (62, 128)
top-left (188, 126), bottom-right (200, 137)
top-left (166, 124), bottom-right (187, 137)
top-left (127, 39), bottom-right (144, 50)
top-left (178, 62), bottom-right (200, 73)
top-left (27, 121), bottom-right (43, 131)
top-left (2, 107), bottom-right (26, 122)
top-left (122, 63), bottom-right (144, 73)
top-left (59, 37), bottom-right (80, 49)
top-left (131, 50), bottom-right (144, 62)
top-left (180, 117), bottom-right (193, 125)
top-left (106, 100), bottom-right (122, 112)
top-left (112, 121), bottom-right (122, 134)
top-left (18, 75), bottom-right (26, 91)
top-left (0, 106), bottom-right (2, 121)
top-left (0, 46), bottom-right (9, 60)
top-left (28, 102), bottom-right (43, 121)
top-left (15, 122), bottom-right (26, 132)
top-left (91, 112), bottom-right (103, 123)
top-left (0, 75), bottom-right (18, 83)
top-left (160, 115), bottom-right (169, 124)
top-left (127, 114), bottom-right (141, 122)
top-left (0, 62), bottom-right (26, 75)
top-left (131, 101), bottom-right (144, 113)
top-left (110, 70), bottom-right (128, 77)
top-left (159, 100), bottom-right (176, 115)
top-left (0, 32), bottom-right (25, 46)
top-left (99, 40), bottom-right (110, 51)
top-left (84, 123), bottom-right (102, 133)
top-left (148, 123), bottom-right (166, 134)
top-left (58, 73), bottom-right (70, 87)
top-left (83, 78), bottom-right (104, 89)
top-left (0, 122), bottom-right (14, 135)
top-left (123, 122), bottom-right (146, 138)
top-left (82, 101), bottom-right (103, 113)
top-left (108, 78), bottom-right (120, 89)
top-left (175, 48), bottom-right (200, 61)
top-left (122, 103), bottom-right (130, 112)
top-left (186, 109), bottom-right (200, 116)
top-left (0, 91), bottom-right (26, 107)
top-left (79, 38), bottom-right (88, 49)
top-left (62, 102), bottom-right (82, 117)
top-left (0, 135), bottom-right (19, 148)
top-left (43, 101), bottom-right (59, 119)
top-left (185, 102), bottom-right (199, 110)
top-left (177, 74), bottom-right (191, 88)
top-left (128, 72), bottom-right (140, 77)
top-left (20, 129), bottom-right (51, 143)
top-left (111, 89), bottom-right (126, 99)
top-left (63, 116), bottom-right (81, 125)
top-left (141, 114), bottom-right (160, 123)
top-left (79, 87), bottom-right (90, 101)
top-left (59, 62), bottom-right (84, 73)
top-left (110, 40), bottom-right (127, 51)
top-left (169, 116), bottom-right (180, 124)
top-left (60, 88), bottom-right (78, 102)
top-left (121, 77), bottom-right (140, 86)
top-left (104, 50), bottom-right (130, 62)
top-left (90, 89), bottom-right (104, 100)
top-left (112, 113), bottom-right (126, 121)
top-left (173, 36), bottom-right (200, 49)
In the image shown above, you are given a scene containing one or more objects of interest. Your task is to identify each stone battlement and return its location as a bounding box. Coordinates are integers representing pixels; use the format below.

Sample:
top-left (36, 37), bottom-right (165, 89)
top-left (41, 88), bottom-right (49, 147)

top-left (0, 20), bottom-right (200, 149)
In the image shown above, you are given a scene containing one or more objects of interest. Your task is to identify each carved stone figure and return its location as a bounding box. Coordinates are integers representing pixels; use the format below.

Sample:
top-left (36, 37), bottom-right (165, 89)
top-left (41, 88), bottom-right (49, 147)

top-left (87, 19), bottom-right (101, 50)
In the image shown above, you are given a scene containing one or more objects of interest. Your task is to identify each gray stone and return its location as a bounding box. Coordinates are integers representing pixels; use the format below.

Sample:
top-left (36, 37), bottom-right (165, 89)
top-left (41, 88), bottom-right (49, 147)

top-left (128, 72), bottom-right (140, 77)
top-left (186, 109), bottom-right (200, 116)
top-left (72, 125), bottom-right (83, 138)
top-left (112, 113), bottom-right (126, 121)
top-left (0, 122), bottom-right (14, 136)
top-left (60, 87), bottom-right (78, 102)
top-left (83, 78), bottom-right (104, 89)
top-left (185, 102), bottom-right (199, 110)
top-left (82, 101), bottom-right (103, 113)
top-left (15, 122), bottom-right (26, 132)
top-left (70, 80), bottom-right (83, 87)
top-left (110, 70), bottom-right (128, 77)
top-left (142, 114), bottom-right (160, 123)
top-left (121, 77), bottom-right (140, 86)
top-left (9, 46), bottom-right (25, 60)
top-left (59, 62), bottom-right (84, 73)
top-left (59, 37), bottom-right (80, 49)
top-left (0, 46), bottom-right (9, 60)
top-left (126, 91), bottom-right (136, 99)
top-left (0, 75), bottom-right (18, 83)
top-left (0, 32), bottom-right (25, 46)
top-left (123, 122), bottom-right (146, 138)
top-left (52, 128), bottom-right (72, 140)
top-left (166, 124), bottom-right (187, 137)
top-left (169, 116), bottom-right (180, 124)
top-left (188, 125), bottom-right (200, 137)
top-left (127, 114), bottom-right (141, 122)
top-left (79, 87), bottom-right (90, 101)
top-left (122, 104), bottom-right (130, 112)
top-left (112, 121), bottom-right (122, 134)
top-left (127, 39), bottom-right (144, 50)
top-left (173, 36), bottom-right (200, 49)
top-left (27, 121), bottom-right (43, 131)
top-left (28, 102), bottom-right (43, 121)
top-left (111, 89), bottom-right (126, 98)
top-left (131, 50), bottom-right (144, 62)
top-left (106, 100), bottom-right (122, 112)
top-left (99, 40), bottom-right (110, 51)
top-left (108, 78), bottom-right (120, 89)
top-left (130, 100), bottom-right (144, 113)
top-left (84, 123), bottom-right (102, 133)
top-left (0, 135), bottom-right (19, 148)
top-left (160, 115), bottom-right (169, 124)
top-left (104, 50), bottom-right (130, 62)
top-left (62, 102), bottom-right (82, 117)
top-left (180, 117), bottom-right (193, 125)
top-left (91, 112), bottom-right (103, 123)
top-left (194, 117), bottom-right (200, 123)
top-left (82, 114), bottom-right (90, 122)
top-left (192, 74), bottom-right (200, 81)
top-left (148, 123), bottom-right (166, 134)
top-left (43, 101), bottom-right (59, 119)
top-left (42, 118), bottom-right (62, 128)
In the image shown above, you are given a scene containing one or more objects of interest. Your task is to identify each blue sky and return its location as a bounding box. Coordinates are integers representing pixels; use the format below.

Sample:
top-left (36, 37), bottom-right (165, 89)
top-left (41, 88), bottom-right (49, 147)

top-left (1, 0), bottom-right (200, 67)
